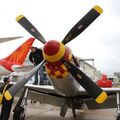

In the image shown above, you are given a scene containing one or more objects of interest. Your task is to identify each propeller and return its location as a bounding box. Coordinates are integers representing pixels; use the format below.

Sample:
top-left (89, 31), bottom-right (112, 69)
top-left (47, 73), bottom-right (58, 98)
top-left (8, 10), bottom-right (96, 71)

top-left (62, 5), bottom-right (103, 45)
top-left (16, 15), bottom-right (46, 44)
top-left (62, 59), bottom-right (107, 104)
top-left (0, 36), bottom-right (22, 43)
top-left (13, 5), bottom-right (106, 104)
top-left (4, 60), bottom-right (45, 100)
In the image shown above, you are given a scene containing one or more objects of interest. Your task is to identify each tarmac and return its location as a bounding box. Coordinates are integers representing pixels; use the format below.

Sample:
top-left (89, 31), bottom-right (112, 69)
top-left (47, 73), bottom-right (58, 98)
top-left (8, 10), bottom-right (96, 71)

top-left (0, 97), bottom-right (116, 120)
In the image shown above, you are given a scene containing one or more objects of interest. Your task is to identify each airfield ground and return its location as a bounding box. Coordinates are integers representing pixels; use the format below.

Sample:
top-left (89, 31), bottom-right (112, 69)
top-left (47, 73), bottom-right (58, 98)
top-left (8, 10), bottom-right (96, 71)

top-left (1, 97), bottom-right (116, 120)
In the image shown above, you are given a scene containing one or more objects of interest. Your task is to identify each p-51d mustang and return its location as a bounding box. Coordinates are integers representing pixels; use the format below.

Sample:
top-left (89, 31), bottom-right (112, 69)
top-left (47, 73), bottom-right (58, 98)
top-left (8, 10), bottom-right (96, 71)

top-left (3, 5), bottom-right (120, 120)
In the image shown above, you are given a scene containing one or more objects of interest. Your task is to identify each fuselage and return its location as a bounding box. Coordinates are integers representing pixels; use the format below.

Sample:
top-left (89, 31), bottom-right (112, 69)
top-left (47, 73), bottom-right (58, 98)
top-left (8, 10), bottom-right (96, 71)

top-left (49, 73), bottom-right (81, 97)
top-left (0, 59), bottom-right (34, 76)
top-left (0, 59), bottom-right (13, 76)
top-left (0, 59), bottom-right (23, 76)
top-left (43, 40), bottom-right (81, 97)
top-left (0, 64), bottom-right (12, 76)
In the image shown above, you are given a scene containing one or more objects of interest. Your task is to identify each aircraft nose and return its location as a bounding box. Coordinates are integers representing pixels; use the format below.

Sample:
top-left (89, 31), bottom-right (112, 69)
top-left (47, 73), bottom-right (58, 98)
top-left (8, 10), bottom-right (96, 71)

top-left (43, 40), bottom-right (65, 62)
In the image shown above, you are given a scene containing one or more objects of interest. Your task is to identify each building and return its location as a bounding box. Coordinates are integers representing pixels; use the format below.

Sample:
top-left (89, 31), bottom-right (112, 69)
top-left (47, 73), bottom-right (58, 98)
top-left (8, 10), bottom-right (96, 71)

top-left (77, 58), bottom-right (102, 82)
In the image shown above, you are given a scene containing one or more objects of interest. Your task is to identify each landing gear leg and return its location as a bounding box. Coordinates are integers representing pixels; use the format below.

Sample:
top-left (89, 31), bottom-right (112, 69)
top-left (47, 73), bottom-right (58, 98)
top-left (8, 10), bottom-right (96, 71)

top-left (115, 92), bottom-right (120, 120)
top-left (71, 103), bottom-right (76, 118)
top-left (13, 87), bottom-right (29, 120)
top-left (60, 101), bottom-right (68, 117)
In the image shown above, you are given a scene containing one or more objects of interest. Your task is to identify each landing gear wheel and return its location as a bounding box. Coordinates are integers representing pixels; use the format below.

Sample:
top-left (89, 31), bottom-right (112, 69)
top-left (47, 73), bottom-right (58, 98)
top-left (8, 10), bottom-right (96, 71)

top-left (13, 107), bottom-right (25, 120)
top-left (116, 113), bottom-right (120, 120)
top-left (116, 116), bottom-right (120, 120)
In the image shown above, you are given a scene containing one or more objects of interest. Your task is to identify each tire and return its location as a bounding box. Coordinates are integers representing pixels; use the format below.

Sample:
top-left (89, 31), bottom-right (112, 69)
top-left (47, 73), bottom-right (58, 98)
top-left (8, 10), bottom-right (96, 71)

top-left (116, 115), bottom-right (120, 120)
top-left (13, 107), bottom-right (25, 120)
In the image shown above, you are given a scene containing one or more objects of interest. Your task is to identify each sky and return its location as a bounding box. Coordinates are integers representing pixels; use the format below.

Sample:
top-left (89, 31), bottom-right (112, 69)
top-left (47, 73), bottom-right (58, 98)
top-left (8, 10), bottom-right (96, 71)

top-left (0, 0), bottom-right (120, 75)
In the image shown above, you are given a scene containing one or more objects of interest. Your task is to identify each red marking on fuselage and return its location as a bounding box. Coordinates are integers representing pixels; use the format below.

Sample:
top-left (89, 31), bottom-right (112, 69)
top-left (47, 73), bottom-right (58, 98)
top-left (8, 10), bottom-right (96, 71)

top-left (45, 45), bottom-right (73, 79)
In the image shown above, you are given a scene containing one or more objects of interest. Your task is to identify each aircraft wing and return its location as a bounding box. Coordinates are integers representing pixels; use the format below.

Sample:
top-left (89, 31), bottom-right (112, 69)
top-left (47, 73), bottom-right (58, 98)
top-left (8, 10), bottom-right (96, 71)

top-left (25, 85), bottom-right (120, 110)
top-left (24, 84), bottom-right (67, 107)
top-left (0, 36), bottom-right (22, 43)
top-left (76, 87), bottom-right (120, 110)
top-left (25, 84), bottom-right (56, 94)
top-left (102, 87), bottom-right (120, 93)
top-left (12, 64), bottom-right (34, 72)
top-left (1, 80), bottom-right (120, 110)
top-left (0, 81), bottom-right (65, 107)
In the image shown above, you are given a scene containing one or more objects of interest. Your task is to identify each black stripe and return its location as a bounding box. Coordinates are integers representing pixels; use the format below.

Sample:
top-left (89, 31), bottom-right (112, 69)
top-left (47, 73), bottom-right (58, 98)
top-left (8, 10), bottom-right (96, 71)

top-left (63, 60), bottom-right (103, 99)
top-left (62, 8), bottom-right (100, 44)
top-left (18, 17), bottom-right (46, 44)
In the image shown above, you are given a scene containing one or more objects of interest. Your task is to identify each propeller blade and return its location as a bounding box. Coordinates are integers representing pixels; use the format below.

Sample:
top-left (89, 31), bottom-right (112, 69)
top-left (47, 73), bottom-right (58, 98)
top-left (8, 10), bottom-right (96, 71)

top-left (62, 5), bottom-right (103, 45)
top-left (62, 59), bottom-right (107, 104)
top-left (16, 15), bottom-right (46, 44)
top-left (0, 36), bottom-right (22, 43)
top-left (4, 60), bottom-right (45, 100)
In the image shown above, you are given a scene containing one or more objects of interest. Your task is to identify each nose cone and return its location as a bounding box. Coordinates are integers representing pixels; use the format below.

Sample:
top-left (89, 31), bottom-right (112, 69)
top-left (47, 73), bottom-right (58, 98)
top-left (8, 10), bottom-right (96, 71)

top-left (43, 40), bottom-right (65, 62)
top-left (43, 40), bottom-right (60, 55)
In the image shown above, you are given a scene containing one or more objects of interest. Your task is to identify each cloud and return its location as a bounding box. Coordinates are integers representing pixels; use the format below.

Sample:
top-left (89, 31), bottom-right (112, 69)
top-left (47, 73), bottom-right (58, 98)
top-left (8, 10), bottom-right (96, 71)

top-left (108, 1), bottom-right (120, 16)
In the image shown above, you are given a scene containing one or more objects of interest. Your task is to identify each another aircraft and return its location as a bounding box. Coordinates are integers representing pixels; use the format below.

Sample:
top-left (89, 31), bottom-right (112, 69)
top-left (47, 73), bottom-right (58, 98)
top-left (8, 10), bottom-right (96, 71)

top-left (0, 38), bottom-right (35, 76)
top-left (3, 5), bottom-right (120, 120)
top-left (0, 36), bottom-right (22, 43)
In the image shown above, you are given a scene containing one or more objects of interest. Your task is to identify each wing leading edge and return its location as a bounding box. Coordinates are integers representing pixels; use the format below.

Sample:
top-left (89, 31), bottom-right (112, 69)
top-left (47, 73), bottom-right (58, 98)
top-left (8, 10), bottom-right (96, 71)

top-left (24, 84), bottom-right (120, 110)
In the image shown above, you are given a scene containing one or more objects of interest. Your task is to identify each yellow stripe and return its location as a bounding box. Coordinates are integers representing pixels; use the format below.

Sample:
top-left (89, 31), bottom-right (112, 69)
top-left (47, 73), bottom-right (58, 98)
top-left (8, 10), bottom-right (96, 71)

top-left (55, 71), bottom-right (61, 76)
top-left (95, 91), bottom-right (107, 104)
top-left (68, 53), bottom-right (72, 60)
top-left (50, 75), bottom-right (57, 79)
top-left (60, 64), bottom-right (67, 71)
top-left (43, 43), bottom-right (65, 62)
top-left (46, 67), bottom-right (51, 74)
top-left (93, 5), bottom-right (103, 14)
top-left (4, 91), bottom-right (12, 101)
top-left (16, 15), bottom-right (24, 21)
top-left (62, 71), bottom-right (69, 78)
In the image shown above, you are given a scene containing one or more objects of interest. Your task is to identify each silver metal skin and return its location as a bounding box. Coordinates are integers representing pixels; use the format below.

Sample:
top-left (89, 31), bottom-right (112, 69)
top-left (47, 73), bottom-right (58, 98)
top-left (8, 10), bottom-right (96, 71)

top-left (115, 92), bottom-right (120, 119)
top-left (49, 73), bottom-right (81, 97)
top-left (0, 36), bottom-right (22, 43)
top-left (7, 60), bottom-right (45, 97)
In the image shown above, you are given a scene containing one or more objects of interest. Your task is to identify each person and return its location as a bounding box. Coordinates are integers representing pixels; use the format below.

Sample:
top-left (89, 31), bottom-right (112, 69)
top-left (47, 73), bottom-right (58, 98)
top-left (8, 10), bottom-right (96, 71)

top-left (29, 46), bottom-right (44, 85)
top-left (0, 77), bottom-right (14, 120)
